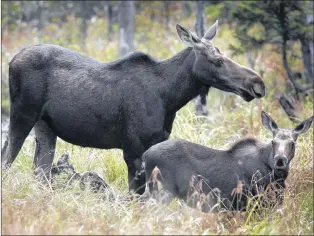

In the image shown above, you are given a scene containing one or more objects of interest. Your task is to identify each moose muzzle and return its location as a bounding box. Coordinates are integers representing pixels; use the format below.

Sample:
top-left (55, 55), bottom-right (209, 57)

top-left (274, 155), bottom-right (288, 170)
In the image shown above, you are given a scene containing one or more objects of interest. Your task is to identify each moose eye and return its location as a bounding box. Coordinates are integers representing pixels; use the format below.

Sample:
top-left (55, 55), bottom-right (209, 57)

top-left (216, 59), bottom-right (224, 67)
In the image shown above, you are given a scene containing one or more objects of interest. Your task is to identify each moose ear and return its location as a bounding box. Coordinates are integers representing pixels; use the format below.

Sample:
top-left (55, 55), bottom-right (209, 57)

top-left (293, 116), bottom-right (314, 137)
top-left (203, 20), bottom-right (218, 41)
top-left (176, 24), bottom-right (201, 47)
top-left (261, 111), bottom-right (278, 135)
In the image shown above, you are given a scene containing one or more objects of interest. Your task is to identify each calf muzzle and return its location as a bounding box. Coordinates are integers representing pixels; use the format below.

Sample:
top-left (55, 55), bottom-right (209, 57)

top-left (274, 156), bottom-right (288, 170)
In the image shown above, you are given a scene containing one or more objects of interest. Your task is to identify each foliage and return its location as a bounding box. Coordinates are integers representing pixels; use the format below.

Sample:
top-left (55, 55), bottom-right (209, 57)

top-left (205, 2), bottom-right (225, 24)
top-left (228, 0), bottom-right (314, 89)
top-left (230, 1), bottom-right (313, 44)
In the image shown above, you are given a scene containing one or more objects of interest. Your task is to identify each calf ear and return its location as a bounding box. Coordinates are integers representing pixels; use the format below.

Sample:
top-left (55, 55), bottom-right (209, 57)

top-left (176, 24), bottom-right (201, 47)
top-left (261, 111), bottom-right (278, 135)
top-left (203, 20), bottom-right (218, 41)
top-left (293, 116), bottom-right (314, 137)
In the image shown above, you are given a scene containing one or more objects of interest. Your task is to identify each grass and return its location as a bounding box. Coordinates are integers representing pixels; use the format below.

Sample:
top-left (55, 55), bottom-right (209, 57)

top-left (1, 11), bottom-right (314, 235)
top-left (2, 99), bottom-right (314, 235)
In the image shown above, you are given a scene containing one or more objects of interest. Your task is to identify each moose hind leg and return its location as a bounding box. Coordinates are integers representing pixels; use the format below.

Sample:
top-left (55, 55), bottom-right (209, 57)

top-left (2, 115), bottom-right (36, 169)
top-left (33, 120), bottom-right (57, 183)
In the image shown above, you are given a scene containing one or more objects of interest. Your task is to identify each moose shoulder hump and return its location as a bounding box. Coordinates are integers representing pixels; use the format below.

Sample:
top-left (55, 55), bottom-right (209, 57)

top-left (227, 138), bottom-right (266, 158)
top-left (107, 51), bottom-right (158, 69)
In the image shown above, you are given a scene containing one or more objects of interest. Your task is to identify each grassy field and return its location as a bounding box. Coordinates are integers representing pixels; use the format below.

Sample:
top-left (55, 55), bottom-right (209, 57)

top-left (2, 97), bottom-right (313, 235)
top-left (1, 15), bottom-right (314, 235)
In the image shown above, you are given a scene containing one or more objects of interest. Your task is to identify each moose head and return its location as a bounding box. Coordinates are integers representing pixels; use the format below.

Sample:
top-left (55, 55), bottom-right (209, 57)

top-left (176, 20), bottom-right (265, 102)
top-left (261, 111), bottom-right (314, 171)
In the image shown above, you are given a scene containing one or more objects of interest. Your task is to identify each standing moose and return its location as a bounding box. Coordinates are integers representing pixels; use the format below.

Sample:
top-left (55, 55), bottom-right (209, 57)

top-left (2, 21), bottom-right (265, 194)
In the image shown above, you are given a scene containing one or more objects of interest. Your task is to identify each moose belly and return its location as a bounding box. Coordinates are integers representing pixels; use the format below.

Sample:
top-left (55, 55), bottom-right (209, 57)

top-left (40, 100), bottom-right (123, 149)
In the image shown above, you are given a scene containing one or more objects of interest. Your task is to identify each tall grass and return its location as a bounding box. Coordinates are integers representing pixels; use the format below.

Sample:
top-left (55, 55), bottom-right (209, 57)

top-left (2, 101), bottom-right (313, 235)
top-left (1, 13), bottom-right (313, 235)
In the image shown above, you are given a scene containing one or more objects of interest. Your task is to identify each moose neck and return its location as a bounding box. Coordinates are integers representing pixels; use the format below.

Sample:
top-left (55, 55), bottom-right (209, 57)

top-left (156, 47), bottom-right (203, 113)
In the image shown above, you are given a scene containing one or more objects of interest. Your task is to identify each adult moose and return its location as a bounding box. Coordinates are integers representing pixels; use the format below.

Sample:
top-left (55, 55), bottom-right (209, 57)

top-left (2, 21), bottom-right (265, 194)
top-left (143, 111), bottom-right (314, 211)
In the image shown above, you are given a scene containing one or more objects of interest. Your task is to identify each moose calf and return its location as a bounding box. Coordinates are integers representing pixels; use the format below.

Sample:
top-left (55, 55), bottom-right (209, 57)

top-left (143, 111), bottom-right (313, 212)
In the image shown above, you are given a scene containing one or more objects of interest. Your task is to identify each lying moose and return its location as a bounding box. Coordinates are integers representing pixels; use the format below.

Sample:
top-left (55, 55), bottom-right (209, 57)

top-left (143, 111), bottom-right (313, 211)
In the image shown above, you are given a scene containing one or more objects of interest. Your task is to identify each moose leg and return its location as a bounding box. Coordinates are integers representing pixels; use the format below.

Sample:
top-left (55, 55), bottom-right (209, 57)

top-left (33, 120), bottom-right (57, 183)
top-left (2, 114), bottom-right (36, 169)
top-left (164, 113), bottom-right (176, 139)
top-left (124, 151), bottom-right (146, 195)
top-left (124, 111), bottom-right (167, 194)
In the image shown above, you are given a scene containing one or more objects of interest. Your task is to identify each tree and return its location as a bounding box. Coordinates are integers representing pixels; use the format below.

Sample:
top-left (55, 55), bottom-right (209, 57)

top-left (230, 0), bottom-right (314, 99)
top-left (195, 0), bottom-right (205, 38)
top-left (181, 2), bottom-right (192, 18)
top-left (299, 1), bottom-right (313, 83)
top-left (164, 1), bottom-right (170, 32)
top-left (80, 0), bottom-right (88, 47)
top-left (194, 1), bottom-right (210, 117)
top-left (104, 1), bottom-right (118, 41)
top-left (118, 1), bottom-right (135, 58)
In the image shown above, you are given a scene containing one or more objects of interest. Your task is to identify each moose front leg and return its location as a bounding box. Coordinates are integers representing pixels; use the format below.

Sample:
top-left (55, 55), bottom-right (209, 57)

top-left (123, 151), bottom-right (146, 195)
top-left (123, 130), bottom-right (167, 195)
top-left (164, 113), bottom-right (176, 139)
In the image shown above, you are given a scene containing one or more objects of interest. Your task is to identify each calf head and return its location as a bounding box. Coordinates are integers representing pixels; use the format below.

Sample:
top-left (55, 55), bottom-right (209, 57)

top-left (176, 20), bottom-right (265, 102)
top-left (261, 111), bottom-right (314, 172)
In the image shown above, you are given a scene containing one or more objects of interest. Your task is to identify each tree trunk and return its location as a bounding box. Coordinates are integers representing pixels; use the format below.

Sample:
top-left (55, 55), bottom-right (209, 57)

top-left (247, 50), bottom-right (255, 70)
top-left (195, 1), bottom-right (205, 38)
top-left (300, 38), bottom-right (313, 83)
top-left (164, 1), bottom-right (170, 32)
top-left (301, 10), bottom-right (314, 84)
top-left (278, 1), bottom-right (300, 99)
top-left (37, 1), bottom-right (44, 37)
top-left (118, 0), bottom-right (135, 58)
top-left (306, 3), bottom-right (314, 83)
top-left (106, 2), bottom-right (114, 41)
top-left (282, 39), bottom-right (300, 99)
top-left (80, 0), bottom-right (88, 48)
top-left (194, 1), bottom-right (210, 117)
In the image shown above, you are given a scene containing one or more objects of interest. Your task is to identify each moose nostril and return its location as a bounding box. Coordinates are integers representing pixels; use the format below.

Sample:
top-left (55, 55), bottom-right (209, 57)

top-left (277, 159), bottom-right (284, 167)
top-left (275, 158), bottom-right (287, 169)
